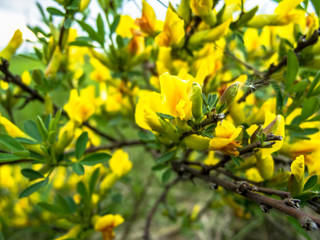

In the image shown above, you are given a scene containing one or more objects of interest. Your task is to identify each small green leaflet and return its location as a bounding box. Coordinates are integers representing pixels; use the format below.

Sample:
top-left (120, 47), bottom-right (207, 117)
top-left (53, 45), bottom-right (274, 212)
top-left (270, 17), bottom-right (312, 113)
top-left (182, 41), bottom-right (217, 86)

top-left (155, 150), bottom-right (177, 165)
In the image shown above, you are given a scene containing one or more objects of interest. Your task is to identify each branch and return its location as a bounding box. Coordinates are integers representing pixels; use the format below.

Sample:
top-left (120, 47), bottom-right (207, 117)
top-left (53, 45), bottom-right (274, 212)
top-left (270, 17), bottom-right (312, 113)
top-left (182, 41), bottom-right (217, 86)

top-left (0, 59), bottom-right (116, 142)
top-left (204, 133), bottom-right (283, 171)
top-left (238, 27), bottom-right (320, 103)
top-left (172, 162), bottom-right (320, 231)
top-left (143, 177), bottom-right (181, 240)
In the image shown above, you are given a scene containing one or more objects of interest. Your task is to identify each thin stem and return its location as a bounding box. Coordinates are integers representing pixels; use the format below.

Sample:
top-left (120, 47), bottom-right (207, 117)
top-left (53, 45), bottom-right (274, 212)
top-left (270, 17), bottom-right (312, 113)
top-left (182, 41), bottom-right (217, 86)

top-left (143, 177), bottom-right (181, 240)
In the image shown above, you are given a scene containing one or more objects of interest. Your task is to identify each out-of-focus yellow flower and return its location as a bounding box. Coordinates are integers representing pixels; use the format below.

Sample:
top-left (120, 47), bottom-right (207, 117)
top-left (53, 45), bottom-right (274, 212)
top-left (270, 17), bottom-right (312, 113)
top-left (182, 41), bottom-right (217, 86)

top-left (155, 8), bottom-right (185, 47)
top-left (100, 172), bottom-right (118, 191)
top-left (288, 155), bottom-right (305, 196)
top-left (90, 58), bottom-right (111, 82)
top-left (56, 121), bottom-right (76, 153)
top-left (190, 204), bottom-right (201, 221)
top-left (109, 149), bottom-right (132, 178)
top-left (21, 71), bottom-right (32, 85)
top-left (247, 0), bottom-right (304, 28)
top-left (0, 29), bottom-right (23, 60)
top-left (160, 73), bottom-right (192, 120)
top-left (209, 120), bottom-right (242, 156)
top-left (94, 214), bottom-right (124, 240)
top-left (204, 151), bottom-right (220, 165)
top-left (0, 80), bottom-right (9, 90)
top-left (245, 168), bottom-right (264, 182)
top-left (79, 0), bottom-right (91, 11)
top-left (190, 0), bottom-right (213, 16)
top-left (116, 15), bottom-right (139, 38)
top-left (135, 0), bottom-right (161, 35)
top-left (189, 20), bottom-right (231, 47)
top-left (128, 36), bottom-right (145, 56)
top-left (55, 225), bottom-right (81, 240)
top-left (64, 86), bottom-right (97, 124)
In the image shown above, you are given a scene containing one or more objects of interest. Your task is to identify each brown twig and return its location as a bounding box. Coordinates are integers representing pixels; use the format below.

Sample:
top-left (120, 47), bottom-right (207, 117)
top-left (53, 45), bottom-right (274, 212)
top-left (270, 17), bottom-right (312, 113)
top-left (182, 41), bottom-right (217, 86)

top-left (0, 59), bottom-right (116, 142)
top-left (238, 28), bottom-right (320, 103)
top-left (173, 162), bottom-right (320, 230)
top-left (143, 177), bottom-right (181, 240)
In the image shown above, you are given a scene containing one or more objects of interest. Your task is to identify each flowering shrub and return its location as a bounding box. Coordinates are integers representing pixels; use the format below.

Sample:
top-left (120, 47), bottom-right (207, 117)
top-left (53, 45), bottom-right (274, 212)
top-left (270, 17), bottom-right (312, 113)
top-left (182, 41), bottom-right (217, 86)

top-left (1, 0), bottom-right (320, 239)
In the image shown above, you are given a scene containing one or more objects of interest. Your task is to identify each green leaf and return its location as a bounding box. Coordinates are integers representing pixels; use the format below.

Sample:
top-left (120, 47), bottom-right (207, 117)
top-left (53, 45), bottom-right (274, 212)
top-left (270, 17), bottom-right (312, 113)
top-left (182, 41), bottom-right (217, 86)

top-left (57, 194), bottom-right (71, 214)
top-left (155, 150), bottom-right (177, 165)
top-left (77, 20), bottom-right (103, 46)
top-left (296, 191), bottom-right (319, 201)
top-left (77, 181), bottom-right (87, 200)
top-left (0, 134), bottom-right (25, 151)
top-left (80, 153), bottom-right (111, 166)
top-left (89, 168), bottom-right (100, 194)
top-left (15, 137), bottom-right (38, 145)
top-left (156, 112), bottom-right (175, 120)
top-left (285, 50), bottom-right (299, 90)
top-left (96, 14), bottom-right (105, 43)
top-left (208, 93), bottom-right (218, 108)
top-left (24, 120), bottom-right (42, 142)
top-left (0, 153), bottom-right (24, 163)
top-left (75, 132), bottom-right (88, 159)
top-left (72, 163), bottom-right (85, 175)
top-left (21, 169), bottom-right (44, 180)
top-left (303, 175), bottom-right (318, 191)
top-left (65, 196), bottom-right (77, 214)
top-left (201, 93), bottom-right (208, 106)
top-left (307, 71), bottom-right (320, 97)
top-left (286, 79), bottom-right (308, 94)
top-left (311, 0), bottom-right (320, 17)
top-left (69, 40), bottom-right (94, 47)
top-left (36, 116), bottom-right (48, 141)
top-left (162, 168), bottom-right (172, 183)
top-left (110, 15), bottom-right (120, 33)
top-left (151, 164), bottom-right (168, 171)
top-left (37, 202), bottom-right (62, 214)
top-left (286, 124), bottom-right (304, 133)
top-left (301, 97), bottom-right (320, 121)
top-left (64, 18), bottom-right (72, 29)
top-left (46, 7), bottom-right (65, 16)
top-left (235, 6), bottom-right (259, 27)
top-left (19, 178), bottom-right (49, 198)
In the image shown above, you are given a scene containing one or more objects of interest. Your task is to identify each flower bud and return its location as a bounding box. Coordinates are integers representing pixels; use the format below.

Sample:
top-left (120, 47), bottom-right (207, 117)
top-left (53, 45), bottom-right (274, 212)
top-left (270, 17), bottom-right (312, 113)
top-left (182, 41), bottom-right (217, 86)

top-left (0, 29), bottom-right (23, 60)
top-left (178, 0), bottom-right (191, 23)
top-left (45, 47), bottom-right (62, 78)
top-left (184, 134), bottom-right (210, 150)
top-left (255, 153), bottom-right (274, 180)
top-left (217, 82), bottom-right (240, 112)
top-left (190, 82), bottom-right (203, 121)
top-left (263, 115), bottom-right (280, 134)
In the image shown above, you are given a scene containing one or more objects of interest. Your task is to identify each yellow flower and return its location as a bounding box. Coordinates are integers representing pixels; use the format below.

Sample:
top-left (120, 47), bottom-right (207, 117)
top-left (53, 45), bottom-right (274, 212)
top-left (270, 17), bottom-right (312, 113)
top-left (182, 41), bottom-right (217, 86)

top-left (116, 15), bottom-right (139, 38)
top-left (109, 149), bottom-right (132, 178)
top-left (0, 29), bottom-right (23, 60)
top-left (184, 134), bottom-right (211, 150)
top-left (135, 0), bottom-right (159, 35)
top-left (45, 47), bottom-right (62, 78)
top-left (189, 20), bottom-right (231, 47)
top-left (100, 172), bottom-right (118, 191)
top-left (204, 151), bottom-right (220, 165)
top-left (288, 155), bottom-right (305, 196)
top-left (247, 0), bottom-right (304, 28)
top-left (94, 214), bottom-right (124, 240)
top-left (155, 8), bottom-right (185, 47)
top-left (64, 86), bottom-right (97, 124)
top-left (135, 91), bottom-right (164, 132)
top-left (160, 73), bottom-right (193, 121)
top-left (209, 120), bottom-right (242, 156)
top-left (190, 0), bottom-right (213, 16)
top-left (90, 58), bottom-right (111, 82)
top-left (55, 225), bottom-right (81, 240)
top-left (21, 71), bottom-right (31, 85)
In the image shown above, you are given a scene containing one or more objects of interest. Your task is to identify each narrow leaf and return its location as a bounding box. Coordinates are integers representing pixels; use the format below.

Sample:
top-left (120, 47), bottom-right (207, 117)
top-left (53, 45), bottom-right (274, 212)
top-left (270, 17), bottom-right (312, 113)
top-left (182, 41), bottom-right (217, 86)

top-left (0, 134), bottom-right (25, 151)
top-left (285, 50), bottom-right (299, 89)
top-left (19, 178), bottom-right (49, 198)
top-left (155, 150), bottom-right (177, 165)
top-left (80, 153), bottom-right (111, 166)
top-left (75, 132), bottom-right (88, 159)
top-left (21, 169), bottom-right (44, 180)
